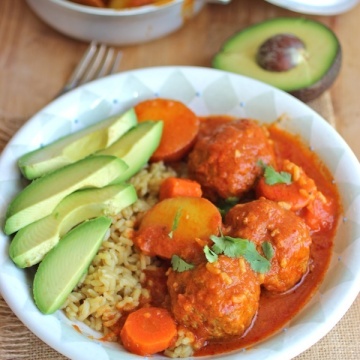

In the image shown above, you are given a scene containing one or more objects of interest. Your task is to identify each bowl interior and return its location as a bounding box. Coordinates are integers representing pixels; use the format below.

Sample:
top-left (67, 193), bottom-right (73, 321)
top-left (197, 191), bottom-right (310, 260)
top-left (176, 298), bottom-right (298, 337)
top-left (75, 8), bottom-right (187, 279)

top-left (0, 66), bottom-right (360, 360)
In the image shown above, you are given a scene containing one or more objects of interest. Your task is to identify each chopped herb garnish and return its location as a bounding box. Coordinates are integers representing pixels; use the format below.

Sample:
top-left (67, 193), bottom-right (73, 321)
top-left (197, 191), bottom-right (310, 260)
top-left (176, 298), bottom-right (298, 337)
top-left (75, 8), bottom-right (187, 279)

top-left (258, 160), bottom-right (292, 185)
top-left (171, 255), bottom-right (194, 272)
top-left (204, 245), bottom-right (218, 263)
top-left (262, 241), bottom-right (275, 261)
top-left (264, 166), bottom-right (292, 185)
top-left (206, 233), bottom-right (272, 274)
top-left (217, 197), bottom-right (239, 217)
top-left (168, 208), bottom-right (182, 239)
top-left (242, 241), bottom-right (272, 273)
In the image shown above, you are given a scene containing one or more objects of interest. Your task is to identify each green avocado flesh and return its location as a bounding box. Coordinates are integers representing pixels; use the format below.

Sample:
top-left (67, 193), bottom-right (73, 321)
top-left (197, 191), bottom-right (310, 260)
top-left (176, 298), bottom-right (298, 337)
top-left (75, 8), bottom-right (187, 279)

top-left (9, 182), bottom-right (136, 268)
top-left (213, 17), bottom-right (341, 96)
top-left (4, 155), bottom-right (128, 235)
top-left (33, 217), bottom-right (111, 314)
top-left (98, 121), bottom-right (163, 182)
top-left (18, 108), bottom-right (137, 180)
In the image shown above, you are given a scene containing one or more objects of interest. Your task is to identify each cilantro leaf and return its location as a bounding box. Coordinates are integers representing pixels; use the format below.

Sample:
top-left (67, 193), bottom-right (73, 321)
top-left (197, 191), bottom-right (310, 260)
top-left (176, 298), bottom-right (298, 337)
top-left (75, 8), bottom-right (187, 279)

top-left (208, 233), bottom-right (271, 274)
top-left (168, 208), bottom-right (182, 239)
top-left (171, 255), bottom-right (194, 272)
top-left (242, 241), bottom-right (272, 273)
top-left (222, 236), bottom-right (250, 258)
top-left (210, 234), bottom-right (226, 254)
top-left (264, 166), bottom-right (292, 185)
top-left (258, 160), bottom-right (292, 185)
top-left (262, 241), bottom-right (275, 261)
top-left (204, 245), bottom-right (218, 263)
top-left (217, 197), bottom-right (239, 217)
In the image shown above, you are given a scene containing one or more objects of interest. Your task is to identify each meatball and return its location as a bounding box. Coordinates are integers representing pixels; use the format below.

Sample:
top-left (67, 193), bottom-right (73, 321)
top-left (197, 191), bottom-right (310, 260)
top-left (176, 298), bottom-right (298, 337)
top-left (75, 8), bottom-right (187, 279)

top-left (225, 198), bottom-right (311, 293)
top-left (167, 255), bottom-right (260, 340)
top-left (188, 119), bottom-right (275, 200)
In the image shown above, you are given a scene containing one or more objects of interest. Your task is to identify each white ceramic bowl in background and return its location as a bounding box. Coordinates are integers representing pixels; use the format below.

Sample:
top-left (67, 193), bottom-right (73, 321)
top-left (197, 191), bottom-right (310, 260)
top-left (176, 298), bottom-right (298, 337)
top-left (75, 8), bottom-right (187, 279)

top-left (0, 66), bottom-right (360, 360)
top-left (25, 0), bottom-right (230, 45)
top-left (265, 0), bottom-right (359, 15)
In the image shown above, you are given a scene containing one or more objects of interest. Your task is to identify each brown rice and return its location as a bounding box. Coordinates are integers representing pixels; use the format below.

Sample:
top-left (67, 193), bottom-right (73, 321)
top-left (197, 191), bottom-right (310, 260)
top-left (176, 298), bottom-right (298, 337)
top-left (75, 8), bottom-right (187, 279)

top-left (61, 162), bottom-right (196, 356)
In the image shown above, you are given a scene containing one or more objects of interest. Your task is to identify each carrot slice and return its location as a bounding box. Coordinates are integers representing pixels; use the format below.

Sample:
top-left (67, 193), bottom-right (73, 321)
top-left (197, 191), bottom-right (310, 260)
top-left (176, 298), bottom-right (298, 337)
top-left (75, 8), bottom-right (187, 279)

top-left (256, 178), bottom-right (312, 211)
top-left (159, 177), bottom-right (202, 200)
top-left (120, 307), bottom-right (177, 356)
top-left (135, 98), bottom-right (200, 162)
top-left (256, 160), bottom-right (317, 211)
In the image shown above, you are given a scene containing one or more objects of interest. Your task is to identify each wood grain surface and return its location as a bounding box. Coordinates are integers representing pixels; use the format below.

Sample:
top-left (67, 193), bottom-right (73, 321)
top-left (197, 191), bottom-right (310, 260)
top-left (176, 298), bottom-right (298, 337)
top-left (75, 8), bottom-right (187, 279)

top-left (0, 0), bottom-right (359, 359)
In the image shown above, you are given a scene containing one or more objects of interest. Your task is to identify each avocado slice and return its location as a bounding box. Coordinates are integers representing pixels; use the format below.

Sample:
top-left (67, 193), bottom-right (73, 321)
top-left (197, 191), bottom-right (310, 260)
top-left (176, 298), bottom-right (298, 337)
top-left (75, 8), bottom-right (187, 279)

top-left (4, 155), bottom-right (128, 235)
top-left (33, 216), bottom-right (111, 314)
top-left (18, 108), bottom-right (137, 180)
top-left (98, 120), bottom-right (163, 181)
top-left (213, 17), bottom-right (341, 102)
top-left (9, 182), bottom-right (136, 268)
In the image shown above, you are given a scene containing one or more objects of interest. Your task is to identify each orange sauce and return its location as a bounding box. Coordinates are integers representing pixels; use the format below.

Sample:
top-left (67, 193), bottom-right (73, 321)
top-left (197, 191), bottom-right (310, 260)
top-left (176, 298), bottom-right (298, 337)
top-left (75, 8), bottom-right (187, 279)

top-left (114, 117), bottom-right (341, 357)
top-left (194, 122), bottom-right (341, 356)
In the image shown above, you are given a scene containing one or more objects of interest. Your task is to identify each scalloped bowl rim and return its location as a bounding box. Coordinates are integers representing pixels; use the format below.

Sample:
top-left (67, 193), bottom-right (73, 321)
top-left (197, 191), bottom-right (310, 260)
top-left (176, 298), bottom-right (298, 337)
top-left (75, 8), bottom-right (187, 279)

top-left (0, 66), bottom-right (360, 360)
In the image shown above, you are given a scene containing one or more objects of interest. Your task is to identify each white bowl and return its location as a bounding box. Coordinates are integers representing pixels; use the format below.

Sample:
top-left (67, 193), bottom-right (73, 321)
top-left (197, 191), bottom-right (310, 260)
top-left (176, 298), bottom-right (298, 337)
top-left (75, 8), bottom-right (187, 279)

top-left (25, 0), bottom-right (215, 45)
top-left (265, 0), bottom-right (359, 15)
top-left (1, 66), bottom-right (360, 360)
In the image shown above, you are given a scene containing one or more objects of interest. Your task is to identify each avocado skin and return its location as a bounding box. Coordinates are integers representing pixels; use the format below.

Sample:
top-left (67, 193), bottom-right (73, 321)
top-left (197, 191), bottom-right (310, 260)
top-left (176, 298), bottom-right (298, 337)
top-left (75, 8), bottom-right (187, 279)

top-left (98, 121), bottom-right (163, 181)
top-left (9, 182), bottom-right (137, 268)
top-left (18, 108), bottom-right (137, 180)
top-left (4, 155), bottom-right (128, 235)
top-left (212, 17), bottom-right (341, 102)
top-left (290, 49), bottom-right (342, 102)
top-left (33, 217), bottom-right (111, 314)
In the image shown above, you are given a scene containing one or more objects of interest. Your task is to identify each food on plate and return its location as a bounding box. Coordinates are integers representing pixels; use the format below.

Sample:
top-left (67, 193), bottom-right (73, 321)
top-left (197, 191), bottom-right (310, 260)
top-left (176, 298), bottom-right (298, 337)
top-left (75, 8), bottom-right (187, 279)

top-left (224, 198), bottom-right (311, 293)
top-left (69, 0), bottom-right (171, 9)
top-left (167, 255), bottom-right (261, 340)
top-left (265, 124), bottom-right (337, 233)
top-left (133, 196), bottom-right (222, 263)
top-left (159, 177), bottom-right (202, 200)
top-left (4, 155), bottom-right (128, 235)
top-left (120, 307), bottom-right (177, 356)
top-left (256, 159), bottom-right (317, 211)
top-left (18, 108), bottom-right (137, 180)
top-left (188, 118), bottom-right (275, 200)
top-left (6, 98), bottom-right (341, 357)
top-left (98, 120), bottom-right (163, 181)
top-left (9, 182), bottom-right (137, 268)
top-left (33, 217), bottom-right (112, 314)
top-left (213, 17), bottom-right (342, 102)
top-left (135, 98), bottom-right (200, 162)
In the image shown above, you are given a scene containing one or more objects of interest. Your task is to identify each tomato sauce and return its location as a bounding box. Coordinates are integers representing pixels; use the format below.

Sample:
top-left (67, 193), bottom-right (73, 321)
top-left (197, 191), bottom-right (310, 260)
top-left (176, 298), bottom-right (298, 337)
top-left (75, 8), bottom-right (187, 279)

top-left (194, 122), bottom-right (341, 355)
top-left (125, 116), bottom-right (341, 357)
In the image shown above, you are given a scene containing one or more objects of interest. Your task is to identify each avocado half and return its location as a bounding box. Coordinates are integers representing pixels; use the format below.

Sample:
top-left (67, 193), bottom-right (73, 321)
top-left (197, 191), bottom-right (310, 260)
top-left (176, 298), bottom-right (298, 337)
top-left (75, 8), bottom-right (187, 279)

top-left (213, 17), bottom-right (342, 102)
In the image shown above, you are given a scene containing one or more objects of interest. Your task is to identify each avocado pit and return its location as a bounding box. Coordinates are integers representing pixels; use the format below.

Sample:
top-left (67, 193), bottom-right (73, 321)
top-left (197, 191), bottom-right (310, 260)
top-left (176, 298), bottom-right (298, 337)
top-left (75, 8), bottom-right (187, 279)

top-left (257, 33), bottom-right (308, 72)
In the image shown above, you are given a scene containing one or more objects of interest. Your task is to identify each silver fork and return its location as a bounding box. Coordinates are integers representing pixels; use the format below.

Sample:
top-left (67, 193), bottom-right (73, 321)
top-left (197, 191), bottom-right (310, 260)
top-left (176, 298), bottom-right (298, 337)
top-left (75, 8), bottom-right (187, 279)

top-left (57, 41), bottom-right (122, 97)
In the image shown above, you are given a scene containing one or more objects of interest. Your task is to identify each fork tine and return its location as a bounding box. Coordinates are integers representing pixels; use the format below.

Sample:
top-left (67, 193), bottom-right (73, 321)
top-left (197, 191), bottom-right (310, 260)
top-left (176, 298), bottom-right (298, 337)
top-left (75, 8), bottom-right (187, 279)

top-left (96, 47), bottom-right (123, 78)
top-left (97, 47), bottom-right (115, 78)
top-left (108, 50), bottom-right (123, 74)
top-left (57, 41), bottom-right (122, 97)
top-left (63, 41), bottom-right (98, 92)
top-left (95, 46), bottom-right (123, 79)
top-left (81, 43), bottom-right (107, 83)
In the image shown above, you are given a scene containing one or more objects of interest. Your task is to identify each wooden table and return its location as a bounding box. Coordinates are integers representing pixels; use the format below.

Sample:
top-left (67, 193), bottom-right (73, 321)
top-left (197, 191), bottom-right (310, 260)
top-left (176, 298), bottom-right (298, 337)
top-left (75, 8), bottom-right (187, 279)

top-left (0, 0), bottom-right (359, 359)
